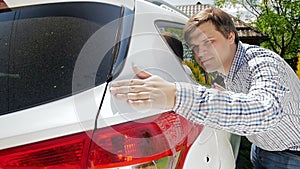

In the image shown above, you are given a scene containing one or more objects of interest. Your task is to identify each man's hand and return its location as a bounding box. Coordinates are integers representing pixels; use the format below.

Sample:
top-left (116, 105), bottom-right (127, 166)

top-left (110, 66), bottom-right (177, 110)
top-left (212, 83), bottom-right (225, 91)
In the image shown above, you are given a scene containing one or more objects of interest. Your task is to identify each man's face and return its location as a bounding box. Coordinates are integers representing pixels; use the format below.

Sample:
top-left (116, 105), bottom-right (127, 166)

top-left (188, 21), bottom-right (235, 75)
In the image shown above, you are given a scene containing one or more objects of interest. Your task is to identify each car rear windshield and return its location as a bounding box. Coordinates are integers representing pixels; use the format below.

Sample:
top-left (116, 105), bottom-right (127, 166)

top-left (0, 2), bottom-right (127, 115)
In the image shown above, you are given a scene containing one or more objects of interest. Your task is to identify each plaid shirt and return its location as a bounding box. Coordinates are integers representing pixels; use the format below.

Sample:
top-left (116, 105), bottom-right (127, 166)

top-left (174, 42), bottom-right (300, 151)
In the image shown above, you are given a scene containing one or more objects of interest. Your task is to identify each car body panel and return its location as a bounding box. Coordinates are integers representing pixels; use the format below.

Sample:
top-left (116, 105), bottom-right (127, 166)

top-left (0, 83), bottom-right (105, 150)
top-left (184, 127), bottom-right (236, 168)
top-left (97, 0), bottom-right (193, 133)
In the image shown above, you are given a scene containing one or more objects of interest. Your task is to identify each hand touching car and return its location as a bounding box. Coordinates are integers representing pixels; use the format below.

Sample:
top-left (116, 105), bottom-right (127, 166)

top-left (110, 66), bottom-right (177, 110)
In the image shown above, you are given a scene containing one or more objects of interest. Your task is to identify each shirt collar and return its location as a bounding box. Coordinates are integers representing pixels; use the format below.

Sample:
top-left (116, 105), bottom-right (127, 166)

top-left (225, 41), bottom-right (246, 82)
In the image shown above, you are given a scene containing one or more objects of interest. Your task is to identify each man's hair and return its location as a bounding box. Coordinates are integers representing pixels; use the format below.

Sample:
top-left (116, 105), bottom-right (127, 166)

top-left (183, 7), bottom-right (239, 44)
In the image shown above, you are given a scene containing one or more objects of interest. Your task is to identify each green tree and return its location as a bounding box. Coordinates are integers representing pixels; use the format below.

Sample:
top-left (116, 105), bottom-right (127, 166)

top-left (215, 0), bottom-right (300, 59)
top-left (296, 52), bottom-right (300, 79)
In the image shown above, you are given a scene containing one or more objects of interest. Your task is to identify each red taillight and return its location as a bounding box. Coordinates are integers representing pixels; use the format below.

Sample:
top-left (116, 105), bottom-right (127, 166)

top-left (87, 111), bottom-right (203, 168)
top-left (0, 0), bottom-right (10, 12)
top-left (0, 132), bottom-right (92, 168)
top-left (0, 112), bottom-right (203, 169)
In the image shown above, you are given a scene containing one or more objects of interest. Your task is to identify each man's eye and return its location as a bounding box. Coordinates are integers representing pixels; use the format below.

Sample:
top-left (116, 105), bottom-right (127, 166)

top-left (204, 40), bottom-right (213, 46)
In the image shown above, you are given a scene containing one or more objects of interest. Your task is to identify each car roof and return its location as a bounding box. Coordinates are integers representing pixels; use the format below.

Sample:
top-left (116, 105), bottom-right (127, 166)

top-left (3, 0), bottom-right (134, 10)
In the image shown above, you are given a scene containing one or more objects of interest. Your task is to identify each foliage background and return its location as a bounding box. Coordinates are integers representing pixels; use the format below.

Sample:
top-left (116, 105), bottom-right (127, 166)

top-left (215, 0), bottom-right (300, 59)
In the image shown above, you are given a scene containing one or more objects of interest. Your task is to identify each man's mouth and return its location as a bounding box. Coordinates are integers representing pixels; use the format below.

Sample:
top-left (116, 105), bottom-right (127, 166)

top-left (201, 57), bottom-right (213, 64)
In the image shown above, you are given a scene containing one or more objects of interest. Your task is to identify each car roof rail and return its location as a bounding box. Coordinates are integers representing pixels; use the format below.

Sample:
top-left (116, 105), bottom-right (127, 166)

top-left (144, 0), bottom-right (189, 18)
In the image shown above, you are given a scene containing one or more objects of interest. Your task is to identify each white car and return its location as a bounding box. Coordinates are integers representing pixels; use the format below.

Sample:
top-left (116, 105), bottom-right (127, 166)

top-left (0, 0), bottom-right (240, 168)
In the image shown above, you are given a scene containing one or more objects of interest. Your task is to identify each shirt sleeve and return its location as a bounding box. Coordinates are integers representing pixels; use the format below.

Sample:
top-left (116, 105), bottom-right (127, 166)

top-left (173, 57), bottom-right (289, 136)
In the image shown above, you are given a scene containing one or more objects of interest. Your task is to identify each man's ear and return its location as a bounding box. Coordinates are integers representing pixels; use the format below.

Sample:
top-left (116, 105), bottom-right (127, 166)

top-left (228, 32), bottom-right (235, 44)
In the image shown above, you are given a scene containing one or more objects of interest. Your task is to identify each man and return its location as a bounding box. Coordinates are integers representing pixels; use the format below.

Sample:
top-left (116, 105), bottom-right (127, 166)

top-left (110, 7), bottom-right (300, 168)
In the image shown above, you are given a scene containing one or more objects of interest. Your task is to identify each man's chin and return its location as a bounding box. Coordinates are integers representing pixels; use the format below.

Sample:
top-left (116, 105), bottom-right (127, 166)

top-left (202, 66), bottom-right (211, 72)
top-left (203, 67), bottom-right (218, 73)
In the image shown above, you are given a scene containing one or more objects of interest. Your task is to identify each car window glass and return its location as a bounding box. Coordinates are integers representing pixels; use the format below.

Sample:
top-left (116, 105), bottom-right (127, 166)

top-left (0, 2), bottom-right (124, 115)
top-left (0, 12), bottom-right (15, 114)
top-left (155, 21), bottom-right (185, 60)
